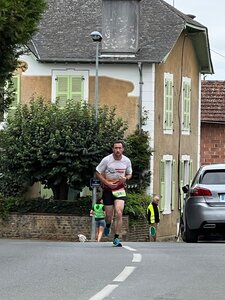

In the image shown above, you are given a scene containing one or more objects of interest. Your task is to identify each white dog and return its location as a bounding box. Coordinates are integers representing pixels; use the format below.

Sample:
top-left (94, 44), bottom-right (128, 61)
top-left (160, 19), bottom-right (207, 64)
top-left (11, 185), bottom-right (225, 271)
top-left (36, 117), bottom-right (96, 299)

top-left (78, 234), bottom-right (88, 242)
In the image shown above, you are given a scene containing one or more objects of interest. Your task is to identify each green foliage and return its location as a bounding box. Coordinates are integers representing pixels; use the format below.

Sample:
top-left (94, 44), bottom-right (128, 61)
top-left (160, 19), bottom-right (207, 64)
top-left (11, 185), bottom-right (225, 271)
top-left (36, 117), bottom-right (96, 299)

top-left (124, 192), bottom-right (150, 219)
top-left (0, 195), bottom-right (92, 220)
top-left (0, 98), bottom-right (127, 200)
top-left (125, 128), bottom-right (152, 192)
top-left (0, 0), bottom-right (47, 116)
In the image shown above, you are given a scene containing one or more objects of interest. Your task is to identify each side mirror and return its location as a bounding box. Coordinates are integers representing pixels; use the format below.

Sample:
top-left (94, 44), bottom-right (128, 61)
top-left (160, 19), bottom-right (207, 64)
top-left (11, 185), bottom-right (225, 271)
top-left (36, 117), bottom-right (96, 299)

top-left (182, 184), bottom-right (189, 193)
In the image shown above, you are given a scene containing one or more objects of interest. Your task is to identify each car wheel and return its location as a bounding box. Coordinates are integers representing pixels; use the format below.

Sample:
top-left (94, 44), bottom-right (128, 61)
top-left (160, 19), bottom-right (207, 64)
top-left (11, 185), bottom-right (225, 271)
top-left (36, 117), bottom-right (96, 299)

top-left (180, 216), bottom-right (186, 242)
top-left (186, 221), bottom-right (198, 243)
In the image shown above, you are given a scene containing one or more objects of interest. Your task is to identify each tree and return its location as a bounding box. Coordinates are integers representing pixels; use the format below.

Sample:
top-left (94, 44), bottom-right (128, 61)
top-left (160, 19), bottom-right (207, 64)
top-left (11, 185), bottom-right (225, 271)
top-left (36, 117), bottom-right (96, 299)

top-left (0, 98), bottom-right (128, 200)
top-left (0, 0), bottom-right (47, 118)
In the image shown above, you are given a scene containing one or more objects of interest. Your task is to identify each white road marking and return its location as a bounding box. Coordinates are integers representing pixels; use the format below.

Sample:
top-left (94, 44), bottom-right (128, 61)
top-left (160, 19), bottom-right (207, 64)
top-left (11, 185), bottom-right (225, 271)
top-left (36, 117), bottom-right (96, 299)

top-left (89, 284), bottom-right (118, 300)
top-left (132, 253), bottom-right (142, 262)
top-left (123, 245), bottom-right (137, 252)
top-left (113, 266), bottom-right (136, 282)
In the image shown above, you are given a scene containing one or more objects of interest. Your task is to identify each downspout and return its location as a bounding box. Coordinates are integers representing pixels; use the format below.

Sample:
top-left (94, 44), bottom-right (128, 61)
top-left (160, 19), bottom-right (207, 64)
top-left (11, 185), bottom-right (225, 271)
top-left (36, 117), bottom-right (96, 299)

top-left (138, 62), bottom-right (143, 132)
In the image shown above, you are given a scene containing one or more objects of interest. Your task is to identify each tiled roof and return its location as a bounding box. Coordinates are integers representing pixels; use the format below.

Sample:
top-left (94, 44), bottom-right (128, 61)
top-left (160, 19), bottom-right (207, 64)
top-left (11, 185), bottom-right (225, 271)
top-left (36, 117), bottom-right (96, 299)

top-left (29, 0), bottom-right (211, 70)
top-left (201, 80), bottom-right (225, 123)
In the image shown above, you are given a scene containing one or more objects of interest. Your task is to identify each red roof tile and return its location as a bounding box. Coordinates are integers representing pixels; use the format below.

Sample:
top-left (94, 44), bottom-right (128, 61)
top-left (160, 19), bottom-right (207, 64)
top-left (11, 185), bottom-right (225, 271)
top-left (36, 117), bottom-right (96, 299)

top-left (201, 80), bottom-right (225, 123)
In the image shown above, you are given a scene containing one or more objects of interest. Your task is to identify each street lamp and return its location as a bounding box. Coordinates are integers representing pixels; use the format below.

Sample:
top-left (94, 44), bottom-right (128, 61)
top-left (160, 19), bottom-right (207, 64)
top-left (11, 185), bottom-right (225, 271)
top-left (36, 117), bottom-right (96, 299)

top-left (90, 31), bottom-right (102, 241)
top-left (90, 31), bottom-right (103, 122)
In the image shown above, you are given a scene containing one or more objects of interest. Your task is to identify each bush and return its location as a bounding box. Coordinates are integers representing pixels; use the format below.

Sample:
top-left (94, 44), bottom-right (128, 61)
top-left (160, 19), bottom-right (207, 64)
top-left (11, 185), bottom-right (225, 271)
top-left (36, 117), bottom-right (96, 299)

top-left (124, 192), bottom-right (150, 219)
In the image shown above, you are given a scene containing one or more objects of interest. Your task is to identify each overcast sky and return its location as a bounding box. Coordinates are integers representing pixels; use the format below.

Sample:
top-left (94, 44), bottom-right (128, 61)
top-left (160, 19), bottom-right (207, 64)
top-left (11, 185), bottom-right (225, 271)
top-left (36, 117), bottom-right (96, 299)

top-left (164, 0), bottom-right (225, 80)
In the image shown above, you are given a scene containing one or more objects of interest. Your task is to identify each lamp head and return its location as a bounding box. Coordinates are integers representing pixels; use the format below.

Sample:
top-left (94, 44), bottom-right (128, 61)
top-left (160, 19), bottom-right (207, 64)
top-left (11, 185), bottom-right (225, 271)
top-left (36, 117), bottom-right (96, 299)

top-left (90, 31), bottom-right (103, 42)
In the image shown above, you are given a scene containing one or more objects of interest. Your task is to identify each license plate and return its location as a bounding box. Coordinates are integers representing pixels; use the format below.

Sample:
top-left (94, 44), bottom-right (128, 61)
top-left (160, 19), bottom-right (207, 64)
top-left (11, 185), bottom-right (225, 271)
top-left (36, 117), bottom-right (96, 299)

top-left (220, 194), bottom-right (225, 201)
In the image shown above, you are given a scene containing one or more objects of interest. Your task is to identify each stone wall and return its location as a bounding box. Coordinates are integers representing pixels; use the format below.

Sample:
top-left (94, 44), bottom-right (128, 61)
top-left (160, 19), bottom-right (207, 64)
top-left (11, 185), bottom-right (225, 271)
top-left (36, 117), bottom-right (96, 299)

top-left (0, 214), bottom-right (175, 242)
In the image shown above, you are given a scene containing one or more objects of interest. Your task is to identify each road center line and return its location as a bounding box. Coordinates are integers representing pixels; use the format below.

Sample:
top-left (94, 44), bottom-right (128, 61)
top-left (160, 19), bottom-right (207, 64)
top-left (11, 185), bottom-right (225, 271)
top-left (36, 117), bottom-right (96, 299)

top-left (113, 266), bottom-right (136, 282)
top-left (123, 245), bottom-right (137, 252)
top-left (132, 253), bottom-right (142, 262)
top-left (89, 284), bottom-right (118, 300)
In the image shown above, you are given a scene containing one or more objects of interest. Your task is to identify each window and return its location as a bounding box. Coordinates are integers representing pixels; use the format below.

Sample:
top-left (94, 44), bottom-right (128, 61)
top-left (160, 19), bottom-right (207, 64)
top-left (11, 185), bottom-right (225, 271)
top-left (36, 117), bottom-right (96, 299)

top-left (182, 77), bottom-right (191, 134)
top-left (163, 73), bottom-right (173, 134)
top-left (180, 155), bottom-right (192, 211)
top-left (160, 155), bottom-right (176, 214)
top-left (102, 0), bottom-right (139, 53)
top-left (52, 70), bottom-right (89, 105)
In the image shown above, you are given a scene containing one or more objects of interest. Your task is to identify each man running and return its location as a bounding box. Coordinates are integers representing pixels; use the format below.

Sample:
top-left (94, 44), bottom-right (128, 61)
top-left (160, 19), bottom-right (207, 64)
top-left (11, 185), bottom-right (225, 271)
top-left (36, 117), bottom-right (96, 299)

top-left (96, 140), bottom-right (132, 247)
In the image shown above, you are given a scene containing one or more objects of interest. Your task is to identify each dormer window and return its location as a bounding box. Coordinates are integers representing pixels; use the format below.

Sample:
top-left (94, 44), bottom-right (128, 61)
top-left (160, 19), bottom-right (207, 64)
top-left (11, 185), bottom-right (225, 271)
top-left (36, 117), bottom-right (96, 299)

top-left (102, 0), bottom-right (139, 54)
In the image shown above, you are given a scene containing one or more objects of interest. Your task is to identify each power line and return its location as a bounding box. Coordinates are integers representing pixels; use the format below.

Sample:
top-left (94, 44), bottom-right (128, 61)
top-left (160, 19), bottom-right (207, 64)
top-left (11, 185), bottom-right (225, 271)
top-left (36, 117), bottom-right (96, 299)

top-left (210, 48), bottom-right (225, 59)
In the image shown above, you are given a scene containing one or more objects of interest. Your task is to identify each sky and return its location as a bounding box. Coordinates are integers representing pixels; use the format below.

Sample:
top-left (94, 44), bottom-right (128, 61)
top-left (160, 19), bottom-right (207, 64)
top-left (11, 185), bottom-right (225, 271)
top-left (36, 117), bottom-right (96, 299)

top-left (164, 0), bottom-right (225, 80)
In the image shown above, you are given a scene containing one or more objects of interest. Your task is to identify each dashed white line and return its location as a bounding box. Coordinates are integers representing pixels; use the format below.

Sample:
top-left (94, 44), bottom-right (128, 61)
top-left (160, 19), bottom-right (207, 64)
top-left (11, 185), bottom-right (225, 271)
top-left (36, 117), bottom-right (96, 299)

top-left (122, 245), bottom-right (137, 252)
top-left (89, 284), bottom-right (118, 300)
top-left (113, 266), bottom-right (136, 282)
top-left (132, 253), bottom-right (142, 262)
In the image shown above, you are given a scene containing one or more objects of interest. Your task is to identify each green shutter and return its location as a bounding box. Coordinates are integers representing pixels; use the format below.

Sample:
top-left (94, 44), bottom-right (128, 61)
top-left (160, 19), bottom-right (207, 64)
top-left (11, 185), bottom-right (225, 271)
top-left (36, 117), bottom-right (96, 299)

top-left (56, 75), bottom-right (84, 106)
top-left (189, 159), bottom-right (193, 184)
top-left (182, 80), bottom-right (191, 131)
top-left (56, 76), bottom-right (70, 107)
top-left (8, 75), bottom-right (20, 118)
top-left (160, 160), bottom-right (165, 211)
top-left (164, 77), bottom-right (173, 130)
top-left (172, 159), bottom-right (176, 210)
top-left (70, 76), bottom-right (84, 102)
top-left (180, 160), bottom-right (184, 211)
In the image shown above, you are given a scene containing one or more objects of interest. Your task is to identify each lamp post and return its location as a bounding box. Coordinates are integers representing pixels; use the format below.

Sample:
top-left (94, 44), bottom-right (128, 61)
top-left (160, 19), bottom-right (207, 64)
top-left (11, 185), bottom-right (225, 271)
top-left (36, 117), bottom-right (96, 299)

top-left (90, 31), bottom-right (102, 240)
top-left (90, 31), bottom-right (103, 123)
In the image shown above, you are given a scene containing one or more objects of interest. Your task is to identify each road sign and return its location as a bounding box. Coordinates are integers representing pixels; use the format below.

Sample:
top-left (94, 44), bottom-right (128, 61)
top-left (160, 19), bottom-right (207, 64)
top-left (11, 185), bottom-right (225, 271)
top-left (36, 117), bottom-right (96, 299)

top-left (90, 178), bottom-right (101, 188)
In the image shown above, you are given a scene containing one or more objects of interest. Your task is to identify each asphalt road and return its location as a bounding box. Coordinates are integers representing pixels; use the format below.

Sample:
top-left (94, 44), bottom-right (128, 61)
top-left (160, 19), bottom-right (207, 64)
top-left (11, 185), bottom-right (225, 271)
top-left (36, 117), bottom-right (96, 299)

top-left (1, 239), bottom-right (225, 300)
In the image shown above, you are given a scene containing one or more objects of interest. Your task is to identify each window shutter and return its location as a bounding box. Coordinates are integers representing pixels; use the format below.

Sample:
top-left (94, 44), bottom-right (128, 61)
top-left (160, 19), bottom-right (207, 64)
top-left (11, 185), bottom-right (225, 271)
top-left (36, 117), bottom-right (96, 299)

top-left (164, 76), bottom-right (173, 131)
top-left (8, 75), bottom-right (20, 118)
top-left (182, 80), bottom-right (191, 131)
top-left (160, 160), bottom-right (165, 211)
top-left (172, 159), bottom-right (176, 210)
top-left (180, 160), bottom-right (184, 211)
top-left (56, 76), bottom-right (70, 107)
top-left (70, 76), bottom-right (84, 102)
top-left (189, 159), bottom-right (193, 185)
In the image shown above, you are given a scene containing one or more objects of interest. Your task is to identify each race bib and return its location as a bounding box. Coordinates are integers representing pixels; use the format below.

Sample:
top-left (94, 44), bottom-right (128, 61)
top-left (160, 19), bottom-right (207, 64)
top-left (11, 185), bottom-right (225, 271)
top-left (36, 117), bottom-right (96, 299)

top-left (112, 188), bottom-right (126, 198)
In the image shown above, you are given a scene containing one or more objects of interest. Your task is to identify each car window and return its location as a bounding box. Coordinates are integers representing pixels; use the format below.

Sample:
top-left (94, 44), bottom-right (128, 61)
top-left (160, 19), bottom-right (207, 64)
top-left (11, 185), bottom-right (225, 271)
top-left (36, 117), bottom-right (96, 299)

top-left (201, 171), bottom-right (225, 184)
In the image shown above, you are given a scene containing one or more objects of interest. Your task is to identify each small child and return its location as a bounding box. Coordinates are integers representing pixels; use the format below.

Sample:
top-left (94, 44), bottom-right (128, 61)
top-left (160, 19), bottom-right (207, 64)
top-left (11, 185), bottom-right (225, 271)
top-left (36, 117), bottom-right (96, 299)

top-left (147, 195), bottom-right (160, 242)
top-left (90, 199), bottom-right (106, 242)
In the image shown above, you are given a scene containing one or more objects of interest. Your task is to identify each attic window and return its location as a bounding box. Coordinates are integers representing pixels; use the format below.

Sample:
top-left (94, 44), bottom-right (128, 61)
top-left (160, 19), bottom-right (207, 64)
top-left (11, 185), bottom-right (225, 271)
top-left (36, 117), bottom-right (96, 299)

top-left (102, 0), bottom-right (139, 53)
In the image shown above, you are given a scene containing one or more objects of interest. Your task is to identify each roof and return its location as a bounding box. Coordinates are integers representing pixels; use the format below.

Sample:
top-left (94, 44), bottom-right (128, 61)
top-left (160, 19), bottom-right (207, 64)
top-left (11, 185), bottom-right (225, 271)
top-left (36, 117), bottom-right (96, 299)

top-left (201, 80), bottom-right (225, 123)
top-left (29, 0), bottom-right (213, 74)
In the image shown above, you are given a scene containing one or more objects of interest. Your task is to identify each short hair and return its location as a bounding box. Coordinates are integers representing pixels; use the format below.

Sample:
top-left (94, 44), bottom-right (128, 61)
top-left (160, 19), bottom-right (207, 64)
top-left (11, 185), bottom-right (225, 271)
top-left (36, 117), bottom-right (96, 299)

top-left (112, 140), bottom-right (125, 148)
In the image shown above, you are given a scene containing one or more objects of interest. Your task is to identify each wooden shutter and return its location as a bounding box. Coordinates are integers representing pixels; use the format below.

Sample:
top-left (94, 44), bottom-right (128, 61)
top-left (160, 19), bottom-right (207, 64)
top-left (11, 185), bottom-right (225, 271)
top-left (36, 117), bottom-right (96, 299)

top-left (8, 75), bottom-right (20, 118)
top-left (160, 160), bottom-right (165, 212)
top-left (180, 160), bottom-right (184, 211)
top-left (56, 76), bottom-right (70, 107)
top-left (182, 80), bottom-right (191, 131)
top-left (70, 76), bottom-right (84, 102)
top-left (164, 76), bottom-right (173, 130)
top-left (171, 159), bottom-right (176, 210)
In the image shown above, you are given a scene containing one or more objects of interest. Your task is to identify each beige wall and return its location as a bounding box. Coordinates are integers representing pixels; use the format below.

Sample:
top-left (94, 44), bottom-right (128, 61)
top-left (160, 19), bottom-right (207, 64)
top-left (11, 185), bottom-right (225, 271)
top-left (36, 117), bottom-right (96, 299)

top-left (154, 31), bottom-right (200, 236)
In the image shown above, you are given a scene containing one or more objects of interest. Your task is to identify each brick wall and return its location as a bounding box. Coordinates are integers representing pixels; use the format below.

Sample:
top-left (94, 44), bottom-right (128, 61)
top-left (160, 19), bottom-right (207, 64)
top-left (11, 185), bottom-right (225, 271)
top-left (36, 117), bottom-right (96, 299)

top-left (201, 123), bottom-right (225, 165)
top-left (0, 214), bottom-right (173, 242)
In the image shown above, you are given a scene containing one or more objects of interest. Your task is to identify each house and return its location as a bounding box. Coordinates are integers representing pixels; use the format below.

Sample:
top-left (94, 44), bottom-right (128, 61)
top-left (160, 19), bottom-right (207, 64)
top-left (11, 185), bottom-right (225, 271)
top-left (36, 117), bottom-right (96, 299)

top-left (7, 0), bottom-right (213, 238)
top-left (201, 80), bottom-right (225, 165)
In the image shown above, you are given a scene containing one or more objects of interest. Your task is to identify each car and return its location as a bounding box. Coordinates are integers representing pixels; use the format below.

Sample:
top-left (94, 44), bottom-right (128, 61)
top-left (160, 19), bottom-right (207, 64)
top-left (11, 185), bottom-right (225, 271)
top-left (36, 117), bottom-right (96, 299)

top-left (181, 164), bottom-right (225, 242)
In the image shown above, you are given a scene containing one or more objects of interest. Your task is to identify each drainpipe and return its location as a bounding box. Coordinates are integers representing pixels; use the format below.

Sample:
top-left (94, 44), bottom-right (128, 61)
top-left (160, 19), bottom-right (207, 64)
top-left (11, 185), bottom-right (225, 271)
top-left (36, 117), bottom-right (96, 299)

top-left (138, 62), bottom-right (143, 132)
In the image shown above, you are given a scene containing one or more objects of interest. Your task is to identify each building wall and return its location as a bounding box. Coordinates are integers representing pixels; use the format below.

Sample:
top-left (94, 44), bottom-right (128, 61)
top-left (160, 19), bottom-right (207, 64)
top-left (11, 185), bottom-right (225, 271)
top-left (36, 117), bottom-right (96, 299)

top-left (200, 123), bottom-right (225, 164)
top-left (153, 31), bottom-right (201, 237)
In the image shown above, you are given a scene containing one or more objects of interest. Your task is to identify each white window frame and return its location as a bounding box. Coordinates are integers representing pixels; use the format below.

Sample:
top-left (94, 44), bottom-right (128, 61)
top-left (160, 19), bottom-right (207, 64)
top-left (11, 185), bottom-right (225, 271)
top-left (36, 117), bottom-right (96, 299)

top-left (181, 77), bottom-right (191, 135)
top-left (160, 154), bottom-right (173, 214)
top-left (180, 155), bottom-right (192, 211)
top-left (51, 69), bottom-right (89, 103)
